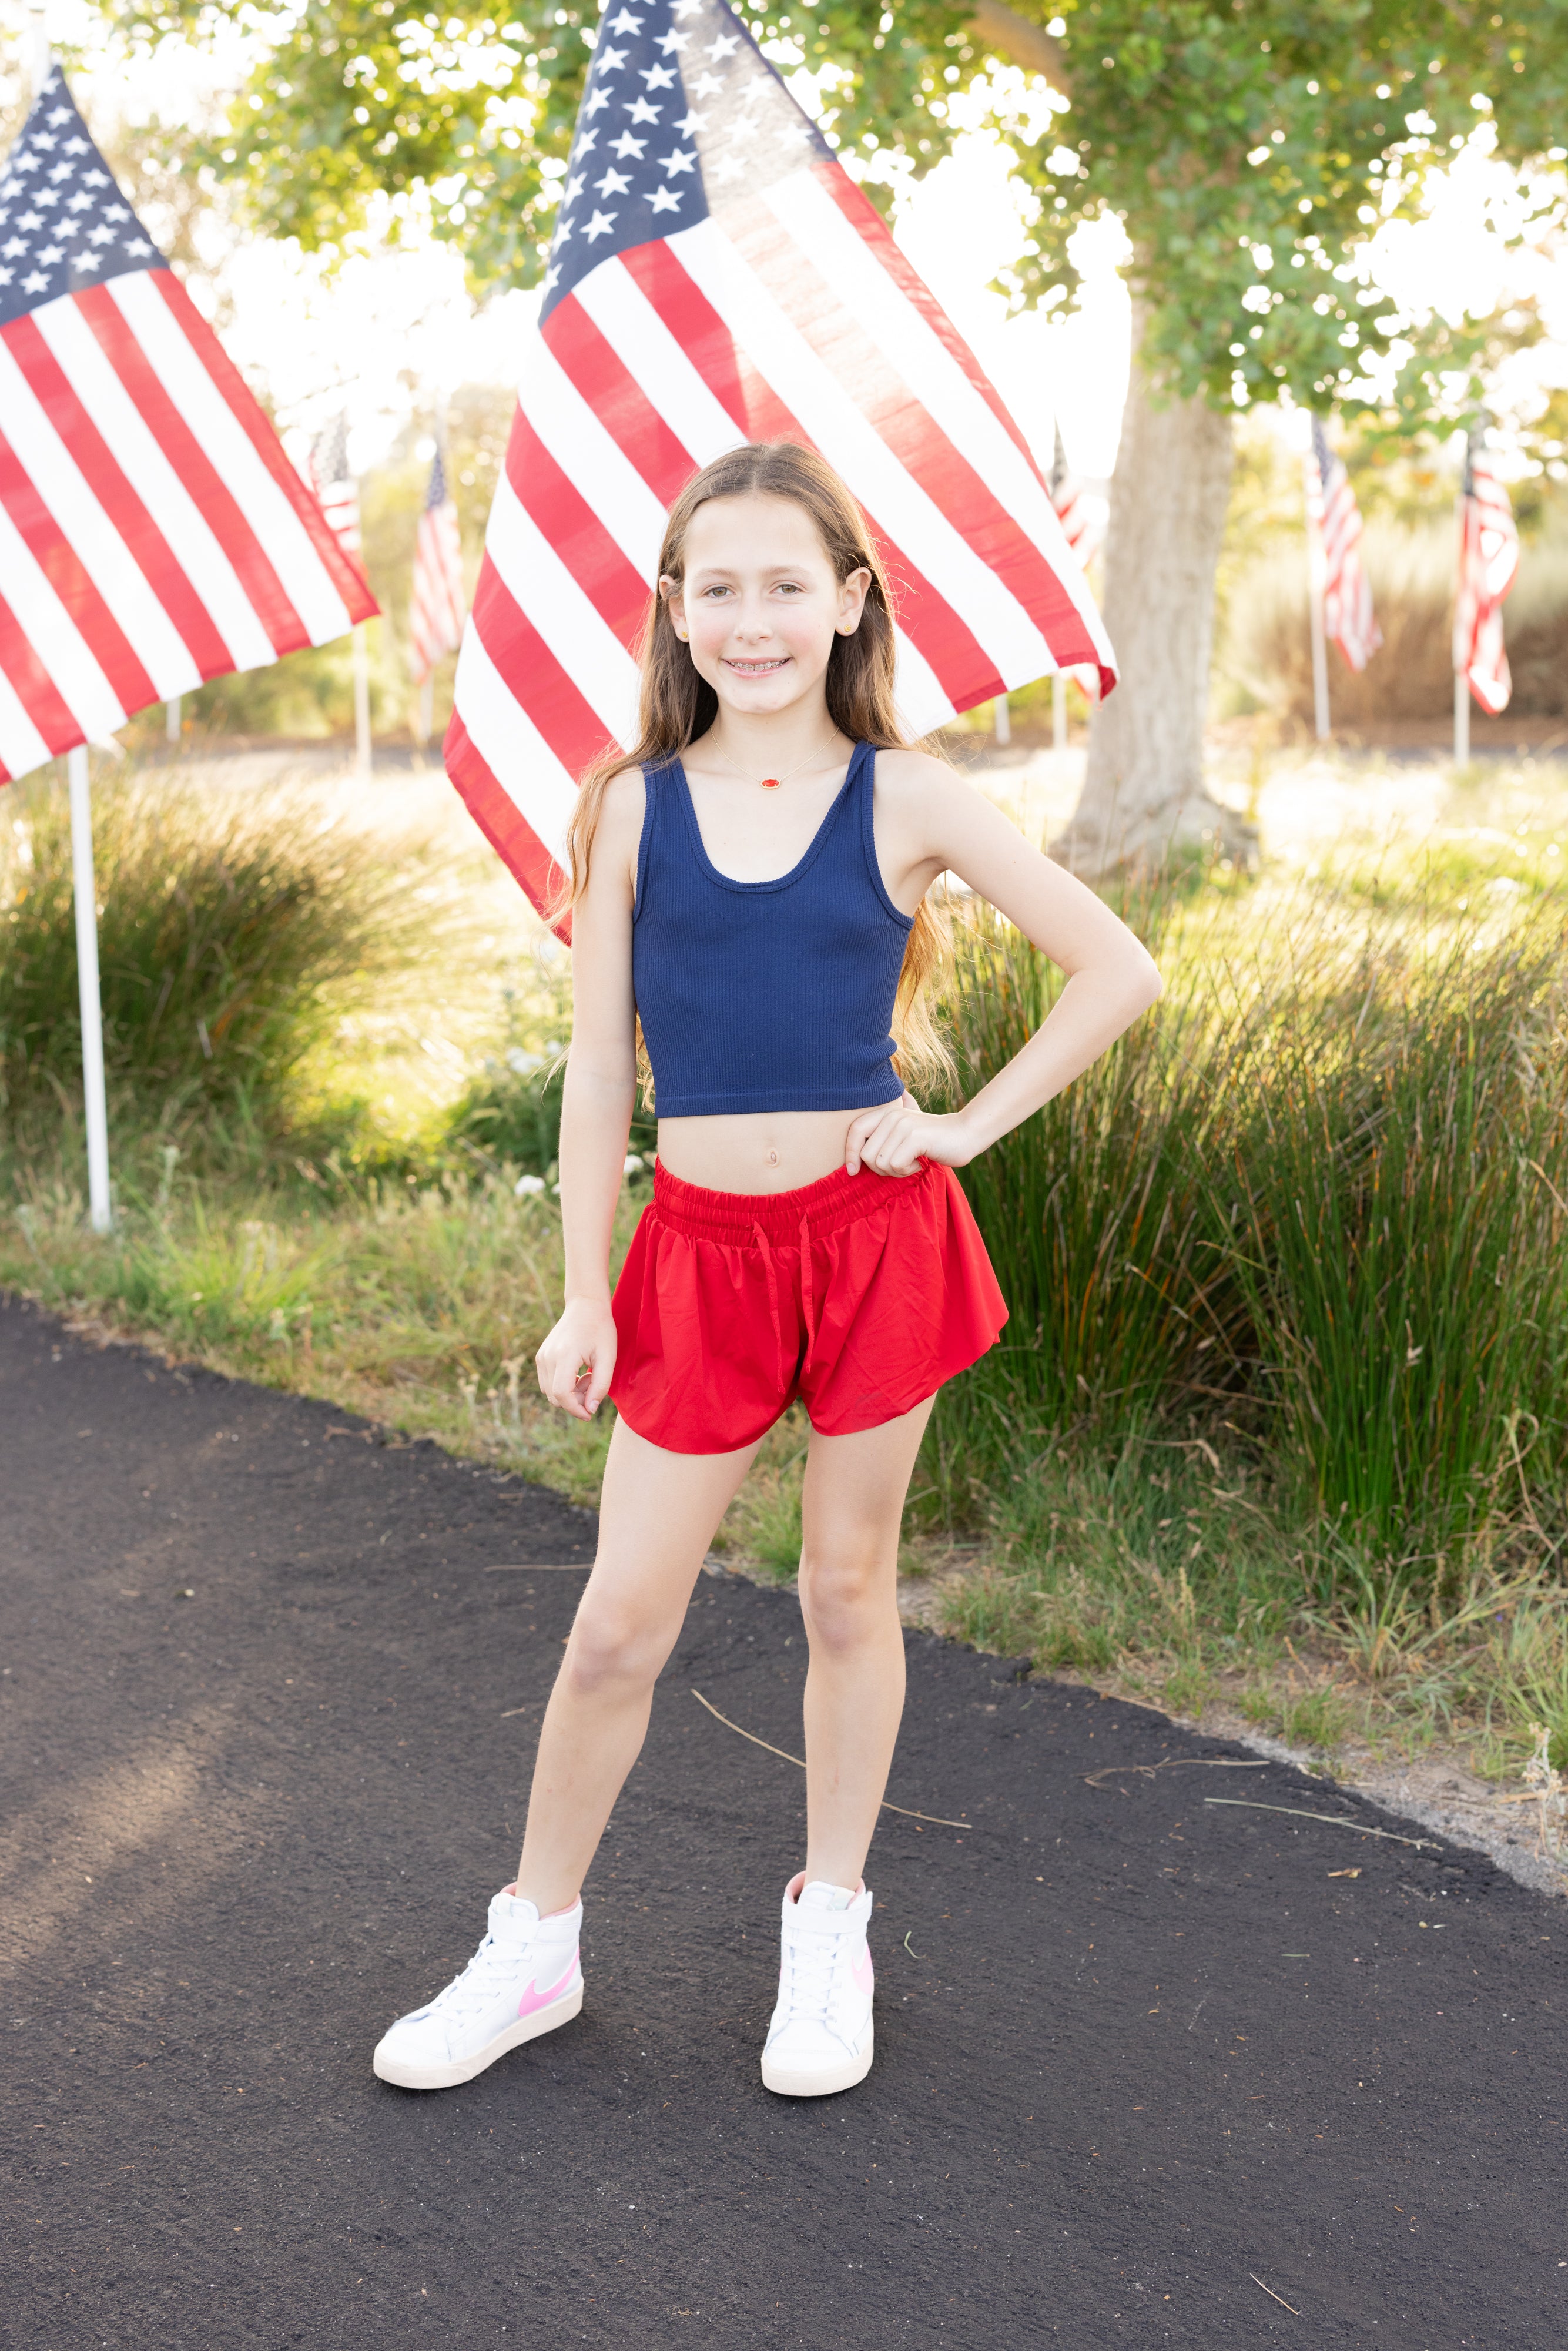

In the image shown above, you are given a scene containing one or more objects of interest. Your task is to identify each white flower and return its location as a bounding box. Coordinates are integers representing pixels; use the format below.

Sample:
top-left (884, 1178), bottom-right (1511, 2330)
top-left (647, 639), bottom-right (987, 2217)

top-left (624, 1153), bottom-right (645, 1176)
top-left (514, 1174), bottom-right (546, 1197)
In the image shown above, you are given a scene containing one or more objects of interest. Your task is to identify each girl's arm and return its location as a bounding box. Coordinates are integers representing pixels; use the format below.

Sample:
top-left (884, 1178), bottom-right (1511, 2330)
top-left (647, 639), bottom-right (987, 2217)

top-left (847, 756), bottom-right (1165, 1178)
top-left (535, 772), bottom-right (645, 1420)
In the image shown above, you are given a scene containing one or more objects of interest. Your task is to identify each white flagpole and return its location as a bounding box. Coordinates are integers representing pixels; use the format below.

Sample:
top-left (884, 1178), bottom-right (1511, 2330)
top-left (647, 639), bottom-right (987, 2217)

top-left (1304, 450), bottom-right (1330, 744)
top-left (993, 694), bottom-right (1010, 745)
top-left (352, 624), bottom-right (372, 778)
top-left (67, 748), bottom-right (112, 1234)
top-left (1052, 671), bottom-right (1067, 751)
top-left (1453, 471), bottom-right (1470, 767)
top-left (166, 694), bottom-right (181, 745)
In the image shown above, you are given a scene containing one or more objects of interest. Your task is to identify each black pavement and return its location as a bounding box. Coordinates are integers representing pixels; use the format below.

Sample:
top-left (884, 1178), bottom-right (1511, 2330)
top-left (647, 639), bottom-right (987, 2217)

top-left (1, 1292), bottom-right (1562, 2348)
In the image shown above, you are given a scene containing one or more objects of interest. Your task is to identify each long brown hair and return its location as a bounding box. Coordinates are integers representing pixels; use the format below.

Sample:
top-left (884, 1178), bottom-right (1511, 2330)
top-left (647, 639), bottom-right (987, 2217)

top-left (560, 440), bottom-right (952, 1094)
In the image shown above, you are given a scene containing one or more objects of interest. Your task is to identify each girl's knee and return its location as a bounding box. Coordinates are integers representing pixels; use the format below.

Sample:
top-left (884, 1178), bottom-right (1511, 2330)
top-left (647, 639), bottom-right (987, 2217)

top-left (564, 1596), bottom-right (669, 1693)
top-left (798, 1545), bottom-right (894, 1653)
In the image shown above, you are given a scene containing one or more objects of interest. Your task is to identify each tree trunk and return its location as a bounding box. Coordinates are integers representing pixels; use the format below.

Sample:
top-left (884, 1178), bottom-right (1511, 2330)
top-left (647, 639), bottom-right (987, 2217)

top-left (1051, 309), bottom-right (1257, 879)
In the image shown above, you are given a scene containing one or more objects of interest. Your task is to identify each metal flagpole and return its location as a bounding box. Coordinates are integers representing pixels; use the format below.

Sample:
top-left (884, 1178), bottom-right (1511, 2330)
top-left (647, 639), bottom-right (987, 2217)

top-left (1052, 672), bottom-right (1067, 751)
top-left (352, 624), bottom-right (372, 777)
top-left (30, 7), bottom-right (110, 1231)
top-left (993, 694), bottom-right (1010, 745)
top-left (68, 748), bottom-right (113, 1233)
top-left (166, 695), bottom-right (181, 745)
top-left (1304, 448), bottom-right (1330, 743)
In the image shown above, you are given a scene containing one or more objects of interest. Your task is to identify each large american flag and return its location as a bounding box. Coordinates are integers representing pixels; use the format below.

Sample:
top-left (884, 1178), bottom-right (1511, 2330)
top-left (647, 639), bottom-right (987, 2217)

top-left (1454, 428), bottom-right (1518, 716)
top-left (0, 66), bottom-right (376, 786)
top-left (408, 444), bottom-right (467, 684)
top-left (1308, 416), bottom-right (1380, 672)
top-left (446, 0), bottom-right (1115, 916)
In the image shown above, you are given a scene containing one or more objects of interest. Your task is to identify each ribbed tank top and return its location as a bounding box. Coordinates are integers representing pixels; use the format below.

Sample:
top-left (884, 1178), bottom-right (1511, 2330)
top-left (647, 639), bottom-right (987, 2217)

top-left (631, 741), bottom-right (913, 1118)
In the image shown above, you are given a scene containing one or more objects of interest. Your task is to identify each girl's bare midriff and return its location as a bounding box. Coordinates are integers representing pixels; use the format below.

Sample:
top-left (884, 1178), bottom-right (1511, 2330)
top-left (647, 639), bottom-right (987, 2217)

top-left (655, 1107), bottom-right (910, 1195)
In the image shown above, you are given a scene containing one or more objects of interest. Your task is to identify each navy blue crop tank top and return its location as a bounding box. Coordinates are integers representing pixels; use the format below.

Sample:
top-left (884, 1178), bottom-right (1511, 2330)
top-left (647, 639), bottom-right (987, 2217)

top-left (631, 741), bottom-right (912, 1118)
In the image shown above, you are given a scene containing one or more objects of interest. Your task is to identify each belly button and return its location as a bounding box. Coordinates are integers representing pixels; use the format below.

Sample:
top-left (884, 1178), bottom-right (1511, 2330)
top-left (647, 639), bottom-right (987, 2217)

top-left (765, 1148), bottom-right (779, 1166)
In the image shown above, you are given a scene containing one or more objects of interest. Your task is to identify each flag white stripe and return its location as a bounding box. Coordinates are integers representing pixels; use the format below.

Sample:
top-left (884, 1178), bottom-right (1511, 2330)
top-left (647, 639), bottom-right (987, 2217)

top-left (515, 333), bottom-right (670, 581)
top-left (32, 294), bottom-right (275, 672)
top-left (759, 172), bottom-right (1113, 665)
top-left (484, 471), bottom-right (642, 751)
top-left (666, 217), bottom-right (1055, 687)
top-left (572, 256), bottom-right (745, 466)
top-left (889, 625), bottom-right (954, 738)
top-left (0, 338), bottom-right (203, 700)
top-left (453, 621), bottom-right (579, 866)
top-left (0, 494), bottom-right (126, 739)
top-left (108, 274), bottom-right (354, 648)
top-left (0, 649), bottom-right (54, 782)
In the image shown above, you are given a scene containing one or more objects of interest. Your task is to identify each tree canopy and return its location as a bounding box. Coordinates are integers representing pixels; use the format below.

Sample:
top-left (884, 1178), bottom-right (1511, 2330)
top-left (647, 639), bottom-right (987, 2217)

top-left (109, 2), bottom-right (1567, 416)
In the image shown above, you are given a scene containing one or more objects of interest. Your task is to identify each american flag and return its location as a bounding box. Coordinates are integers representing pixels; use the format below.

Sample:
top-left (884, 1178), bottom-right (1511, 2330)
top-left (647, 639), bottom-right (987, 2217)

top-left (309, 413), bottom-right (361, 558)
top-left (1048, 424), bottom-right (1105, 567)
top-left (1308, 416), bottom-right (1381, 672)
top-left (445, 0), bottom-right (1115, 916)
top-left (0, 66), bottom-right (377, 786)
top-left (408, 444), bottom-right (466, 684)
top-left (1454, 428), bottom-right (1518, 716)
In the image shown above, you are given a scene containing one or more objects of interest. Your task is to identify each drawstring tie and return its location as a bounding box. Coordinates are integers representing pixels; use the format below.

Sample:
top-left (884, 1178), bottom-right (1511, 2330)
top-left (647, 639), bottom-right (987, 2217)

top-left (749, 1212), bottom-right (817, 1390)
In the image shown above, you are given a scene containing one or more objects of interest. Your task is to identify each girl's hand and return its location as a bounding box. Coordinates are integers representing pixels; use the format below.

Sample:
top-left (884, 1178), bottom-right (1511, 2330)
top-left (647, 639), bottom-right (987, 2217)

top-left (845, 1096), bottom-right (976, 1179)
top-left (536, 1298), bottom-right (619, 1419)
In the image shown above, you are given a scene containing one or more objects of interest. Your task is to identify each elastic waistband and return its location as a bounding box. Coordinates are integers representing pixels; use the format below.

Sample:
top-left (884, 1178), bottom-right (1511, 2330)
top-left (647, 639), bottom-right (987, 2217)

top-left (649, 1157), bottom-right (932, 1242)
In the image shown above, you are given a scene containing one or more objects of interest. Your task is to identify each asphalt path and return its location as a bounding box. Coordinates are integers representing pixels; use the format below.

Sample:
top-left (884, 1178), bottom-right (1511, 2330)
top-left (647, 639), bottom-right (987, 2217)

top-left (2, 1292), bottom-right (1563, 2348)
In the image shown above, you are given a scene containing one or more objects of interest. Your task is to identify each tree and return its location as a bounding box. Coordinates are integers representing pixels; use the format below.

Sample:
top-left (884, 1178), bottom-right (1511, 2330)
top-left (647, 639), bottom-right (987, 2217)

top-left (110, 2), bottom-right (1567, 870)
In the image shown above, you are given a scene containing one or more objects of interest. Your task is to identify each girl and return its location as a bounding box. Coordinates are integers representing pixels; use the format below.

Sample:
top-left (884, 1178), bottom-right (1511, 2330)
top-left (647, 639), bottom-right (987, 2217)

top-left (374, 442), bottom-right (1162, 2100)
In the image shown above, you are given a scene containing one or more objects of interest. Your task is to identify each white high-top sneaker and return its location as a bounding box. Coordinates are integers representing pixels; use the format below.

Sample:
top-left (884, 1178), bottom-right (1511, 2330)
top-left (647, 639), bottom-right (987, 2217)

top-left (373, 1886), bottom-right (583, 2091)
top-left (761, 1873), bottom-right (875, 2097)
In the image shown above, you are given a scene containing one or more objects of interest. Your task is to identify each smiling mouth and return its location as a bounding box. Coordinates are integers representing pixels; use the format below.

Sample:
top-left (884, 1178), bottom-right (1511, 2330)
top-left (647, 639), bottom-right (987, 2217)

top-left (723, 656), bottom-right (790, 674)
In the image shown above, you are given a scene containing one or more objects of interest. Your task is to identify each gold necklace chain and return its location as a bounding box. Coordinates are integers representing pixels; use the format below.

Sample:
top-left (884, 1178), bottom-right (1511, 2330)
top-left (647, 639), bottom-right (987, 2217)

top-left (696, 733), bottom-right (849, 792)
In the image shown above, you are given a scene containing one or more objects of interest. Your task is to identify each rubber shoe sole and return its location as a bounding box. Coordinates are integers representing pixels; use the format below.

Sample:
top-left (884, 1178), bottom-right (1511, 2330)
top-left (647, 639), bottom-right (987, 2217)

top-left (372, 1982), bottom-right (582, 2091)
top-left (761, 2021), bottom-right (873, 2099)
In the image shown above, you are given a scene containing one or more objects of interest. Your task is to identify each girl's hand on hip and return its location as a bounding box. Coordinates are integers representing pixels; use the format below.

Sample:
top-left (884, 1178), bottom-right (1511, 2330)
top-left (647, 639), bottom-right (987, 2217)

top-left (845, 1097), bottom-right (975, 1178)
top-left (537, 1298), bottom-right (618, 1419)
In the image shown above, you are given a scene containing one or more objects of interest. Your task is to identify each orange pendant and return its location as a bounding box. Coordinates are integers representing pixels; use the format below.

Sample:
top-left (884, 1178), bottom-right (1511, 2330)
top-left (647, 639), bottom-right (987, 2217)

top-left (759, 776), bottom-right (781, 789)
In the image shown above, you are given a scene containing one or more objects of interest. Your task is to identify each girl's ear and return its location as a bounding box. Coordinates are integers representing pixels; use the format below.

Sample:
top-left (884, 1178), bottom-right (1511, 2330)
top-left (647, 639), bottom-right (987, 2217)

top-left (836, 565), bottom-right (872, 637)
top-left (659, 573), bottom-right (689, 643)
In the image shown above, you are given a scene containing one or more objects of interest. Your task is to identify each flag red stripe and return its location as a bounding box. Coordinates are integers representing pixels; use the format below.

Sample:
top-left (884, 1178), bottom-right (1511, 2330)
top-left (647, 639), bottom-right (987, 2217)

top-left (0, 578), bottom-right (81, 755)
top-left (467, 555), bottom-right (616, 779)
top-left (542, 293), bottom-right (698, 509)
top-left (812, 163), bottom-right (1038, 475)
top-left (146, 274), bottom-right (377, 628)
top-left (619, 239), bottom-right (1003, 708)
top-left (504, 406), bottom-right (651, 652)
top-left (2, 312), bottom-right (237, 681)
top-left (444, 711), bottom-right (568, 920)
top-left (0, 424), bottom-right (156, 718)
top-left (726, 196), bottom-right (1097, 665)
top-left (73, 281), bottom-right (307, 657)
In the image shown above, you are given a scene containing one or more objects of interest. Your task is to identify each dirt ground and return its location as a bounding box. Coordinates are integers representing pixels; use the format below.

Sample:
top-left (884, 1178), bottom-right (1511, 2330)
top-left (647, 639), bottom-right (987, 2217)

top-left (4, 1294), bottom-right (1566, 2346)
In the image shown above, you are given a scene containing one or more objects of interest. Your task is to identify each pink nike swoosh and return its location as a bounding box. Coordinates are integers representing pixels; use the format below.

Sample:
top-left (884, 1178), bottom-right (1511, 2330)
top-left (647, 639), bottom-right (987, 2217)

top-left (519, 1951), bottom-right (578, 2019)
top-left (852, 1947), bottom-right (874, 1998)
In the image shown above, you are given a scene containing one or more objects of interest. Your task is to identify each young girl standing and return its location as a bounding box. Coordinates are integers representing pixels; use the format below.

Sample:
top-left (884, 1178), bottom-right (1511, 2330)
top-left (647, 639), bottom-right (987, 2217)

top-left (374, 442), bottom-right (1162, 2100)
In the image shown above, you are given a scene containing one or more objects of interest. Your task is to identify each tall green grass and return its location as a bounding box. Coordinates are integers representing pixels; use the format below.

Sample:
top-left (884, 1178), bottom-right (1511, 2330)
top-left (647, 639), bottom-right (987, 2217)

top-left (939, 860), bottom-right (1568, 1590)
top-left (0, 766), bottom-right (450, 1167)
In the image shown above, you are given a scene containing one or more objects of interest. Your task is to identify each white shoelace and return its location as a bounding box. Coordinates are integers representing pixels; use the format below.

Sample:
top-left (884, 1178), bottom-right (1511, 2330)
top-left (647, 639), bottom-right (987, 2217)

top-left (779, 1928), bottom-right (841, 2025)
top-left (431, 1933), bottom-right (529, 2020)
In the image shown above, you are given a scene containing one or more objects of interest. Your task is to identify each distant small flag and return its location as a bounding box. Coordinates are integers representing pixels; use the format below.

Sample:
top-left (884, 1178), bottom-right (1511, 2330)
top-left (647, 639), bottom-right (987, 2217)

top-left (1454, 428), bottom-right (1518, 716)
top-left (1048, 425), bottom-right (1106, 568)
top-left (408, 445), bottom-right (466, 684)
top-left (0, 65), bottom-right (376, 786)
top-left (445, 0), bottom-right (1115, 918)
top-left (1309, 417), bottom-right (1381, 672)
top-left (310, 413), bottom-right (361, 559)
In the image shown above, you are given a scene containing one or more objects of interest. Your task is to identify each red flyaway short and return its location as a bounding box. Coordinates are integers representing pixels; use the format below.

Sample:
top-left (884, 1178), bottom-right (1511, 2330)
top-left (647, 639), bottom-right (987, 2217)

top-left (609, 1158), bottom-right (1008, 1455)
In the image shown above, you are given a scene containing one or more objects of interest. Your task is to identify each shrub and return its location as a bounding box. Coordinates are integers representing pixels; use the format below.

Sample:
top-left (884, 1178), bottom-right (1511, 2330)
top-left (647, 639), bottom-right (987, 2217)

top-left (0, 764), bottom-right (440, 1159)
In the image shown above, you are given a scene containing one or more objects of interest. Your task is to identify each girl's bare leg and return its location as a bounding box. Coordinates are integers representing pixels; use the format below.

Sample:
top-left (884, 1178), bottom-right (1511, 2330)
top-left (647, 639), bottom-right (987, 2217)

top-left (515, 1415), bottom-right (760, 1915)
top-left (796, 1396), bottom-right (934, 1890)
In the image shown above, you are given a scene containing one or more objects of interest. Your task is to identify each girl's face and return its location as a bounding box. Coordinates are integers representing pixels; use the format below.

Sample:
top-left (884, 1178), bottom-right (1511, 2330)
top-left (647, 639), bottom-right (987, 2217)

top-left (661, 492), bottom-right (870, 721)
